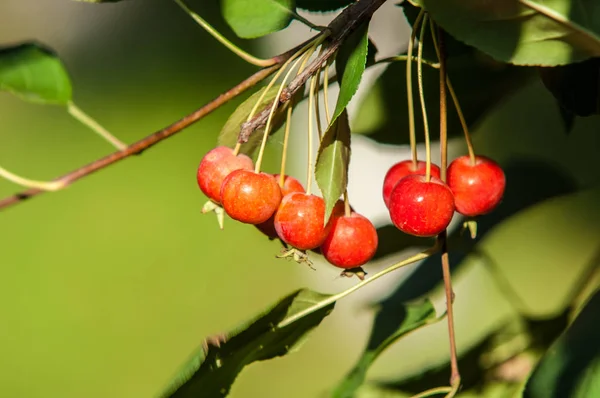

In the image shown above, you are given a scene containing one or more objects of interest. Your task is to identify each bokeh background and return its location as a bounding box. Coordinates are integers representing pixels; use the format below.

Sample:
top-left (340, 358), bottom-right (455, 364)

top-left (1, 1), bottom-right (599, 398)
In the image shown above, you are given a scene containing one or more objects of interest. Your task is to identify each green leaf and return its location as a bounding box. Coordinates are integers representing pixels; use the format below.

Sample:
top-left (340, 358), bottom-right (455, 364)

top-left (161, 288), bottom-right (335, 398)
top-left (539, 57), bottom-right (600, 117)
top-left (315, 110), bottom-right (351, 223)
top-left (332, 20), bottom-right (370, 124)
top-left (0, 42), bottom-right (72, 105)
top-left (414, 0), bottom-right (600, 66)
top-left (222, 0), bottom-right (293, 39)
top-left (331, 300), bottom-right (437, 398)
top-left (218, 86), bottom-right (287, 156)
top-left (296, 0), bottom-right (354, 12)
top-left (524, 288), bottom-right (600, 398)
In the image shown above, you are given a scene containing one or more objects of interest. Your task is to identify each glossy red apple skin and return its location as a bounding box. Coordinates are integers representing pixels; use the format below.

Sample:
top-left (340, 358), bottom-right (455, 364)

top-left (383, 160), bottom-right (441, 208)
top-left (196, 146), bottom-right (253, 203)
top-left (255, 175), bottom-right (305, 238)
top-left (388, 175), bottom-right (455, 237)
top-left (274, 193), bottom-right (332, 250)
top-left (447, 155), bottom-right (506, 217)
top-left (321, 212), bottom-right (378, 268)
top-left (220, 170), bottom-right (282, 224)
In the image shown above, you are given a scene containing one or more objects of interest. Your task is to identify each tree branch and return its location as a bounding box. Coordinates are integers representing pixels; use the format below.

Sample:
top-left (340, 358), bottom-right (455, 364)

top-left (239, 0), bottom-right (387, 142)
top-left (0, 0), bottom-right (388, 211)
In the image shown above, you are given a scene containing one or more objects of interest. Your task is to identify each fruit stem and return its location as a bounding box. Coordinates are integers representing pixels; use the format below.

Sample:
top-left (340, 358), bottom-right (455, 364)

top-left (429, 23), bottom-right (476, 167)
top-left (435, 24), bottom-right (448, 181)
top-left (406, 10), bottom-right (425, 169)
top-left (173, 0), bottom-right (276, 67)
top-left (306, 66), bottom-right (319, 196)
top-left (233, 142), bottom-right (242, 156)
top-left (313, 47), bottom-right (326, 140)
top-left (416, 14), bottom-right (431, 181)
top-left (67, 102), bottom-right (127, 151)
top-left (271, 1), bottom-right (325, 31)
top-left (409, 386), bottom-right (452, 398)
top-left (278, 244), bottom-right (439, 328)
top-left (439, 231), bottom-right (461, 392)
top-left (377, 55), bottom-right (439, 69)
top-left (343, 190), bottom-right (351, 217)
top-left (323, 59), bottom-right (333, 124)
top-left (255, 55), bottom-right (304, 173)
top-left (0, 166), bottom-right (65, 191)
top-left (279, 106), bottom-right (294, 188)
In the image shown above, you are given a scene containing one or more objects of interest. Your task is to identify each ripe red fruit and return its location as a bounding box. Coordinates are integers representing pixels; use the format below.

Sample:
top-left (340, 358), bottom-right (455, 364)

top-left (388, 175), bottom-right (455, 237)
top-left (447, 155), bottom-right (506, 216)
top-left (383, 160), bottom-right (441, 208)
top-left (321, 212), bottom-right (378, 268)
top-left (274, 193), bottom-right (332, 250)
top-left (255, 175), bottom-right (305, 238)
top-left (220, 170), bottom-right (282, 224)
top-left (196, 146), bottom-right (253, 203)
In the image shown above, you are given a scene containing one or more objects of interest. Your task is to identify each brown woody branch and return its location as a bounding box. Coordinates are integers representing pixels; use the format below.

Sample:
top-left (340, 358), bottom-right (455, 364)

top-left (0, 0), bottom-right (387, 211)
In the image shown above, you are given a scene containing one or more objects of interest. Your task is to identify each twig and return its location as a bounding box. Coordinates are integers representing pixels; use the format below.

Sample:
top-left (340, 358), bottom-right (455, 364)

top-left (238, 0), bottom-right (387, 143)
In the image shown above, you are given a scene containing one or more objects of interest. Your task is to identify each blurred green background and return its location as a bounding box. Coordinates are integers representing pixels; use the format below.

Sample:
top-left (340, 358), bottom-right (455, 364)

top-left (1, 1), bottom-right (600, 398)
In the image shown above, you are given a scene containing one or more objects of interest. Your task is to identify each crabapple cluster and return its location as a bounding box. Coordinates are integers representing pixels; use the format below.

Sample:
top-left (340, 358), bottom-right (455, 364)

top-left (383, 156), bottom-right (505, 237)
top-left (197, 146), bottom-right (379, 270)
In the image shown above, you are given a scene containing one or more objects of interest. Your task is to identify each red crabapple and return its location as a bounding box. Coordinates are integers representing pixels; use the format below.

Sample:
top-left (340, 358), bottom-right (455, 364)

top-left (255, 175), bottom-right (305, 238)
top-left (383, 160), bottom-right (441, 208)
top-left (196, 146), bottom-right (253, 203)
top-left (321, 212), bottom-right (378, 268)
top-left (274, 193), bottom-right (332, 250)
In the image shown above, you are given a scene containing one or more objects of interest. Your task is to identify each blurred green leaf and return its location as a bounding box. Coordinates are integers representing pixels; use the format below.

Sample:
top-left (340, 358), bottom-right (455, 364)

top-left (332, 300), bottom-right (437, 398)
top-left (296, 0), bottom-right (354, 12)
top-left (162, 289), bottom-right (335, 398)
top-left (0, 42), bottom-right (72, 104)
top-left (222, 0), bottom-right (293, 39)
top-left (218, 86), bottom-right (287, 156)
top-left (333, 20), bottom-right (370, 125)
top-left (524, 288), bottom-right (600, 398)
top-left (315, 110), bottom-right (351, 223)
top-left (539, 57), bottom-right (600, 117)
top-left (413, 0), bottom-right (600, 66)
top-left (72, 0), bottom-right (123, 3)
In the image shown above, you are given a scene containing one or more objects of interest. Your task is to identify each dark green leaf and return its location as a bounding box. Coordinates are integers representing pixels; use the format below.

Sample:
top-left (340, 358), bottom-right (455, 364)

top-left (539, 57), bottom-right (600, 117)
top-left (296, 0), bottom-right (354, 12)
top-left (414, 0), bottom-right (600, 66)
top-left (161, 288), bottom-right (335, 398)
top-left (218, 86), bottom-right (287, 156)
top-left (0, 42), bottom-right (72, 104)
top-left (315, 110), bottom-right (351, 223)
top-left (524, 288), bottom-right (600, 398)
top-left (331, 300), bottom-right (437, 398)
top-left (557, 104), bottom-right (577, 134)
top-left (222, 0), bottom-right (293, 39)
top-left (332, 20), bottom-right (370, 124)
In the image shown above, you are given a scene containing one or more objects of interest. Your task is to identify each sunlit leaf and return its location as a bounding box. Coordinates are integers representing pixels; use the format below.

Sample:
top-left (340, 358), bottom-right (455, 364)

top-left (161, 288), bottom-right (335, 397)
top-left (412, 0), bottom-right (600, 66)
top-left (218, 86), bottom-right (287, 156)
top-left (222, 0), bottom-right (293, 39)
top-left (524, 288), bottom-right (600, 398)
top-left (0, 42), bottom-right (72, 104)
top-left (315, 110), bottom-right (351, 223)
top-left (331, 300), bottom-right (437, 398)
top-left (332, 20), bottom-right (370, 124)
top-left (296, 0), bottom-right (354, 12)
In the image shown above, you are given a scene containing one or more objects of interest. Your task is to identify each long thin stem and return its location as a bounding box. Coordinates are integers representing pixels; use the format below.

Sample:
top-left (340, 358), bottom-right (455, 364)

top-left (306, 68), bottom-right (318, 195)
top-left (278, 245), bottom-right (438, 328)
top-left (410, 386), bottom-right (452, 398)
top-left (255, 56), bottom-right (304, 172)
top-left (323, 60), bottom-right (332, 124)
top-left (416, 15), bottom-right (431, 181)
top-left (407, 10), bottom-right (425, 168)
top-left (377, 54), bottom-right (439, 68)
top-left (436, 25), bottom-right (448, 180)
top-left (343, 190), bottom-right (351, 217)
top-left (313, 66), bottom-right (324, 140)
top-left (173, 0), bottom-right (275, 67)
top-left (429, 23), bottom-right (476, 166)
top-left (279, 106), bottom-right (293, 187)
top-left (271, 1), bottom-right (324, 31)
top-left (0, 167), bottom-right (65, 191)
top-left (67, 102), bottom-right (127, 151)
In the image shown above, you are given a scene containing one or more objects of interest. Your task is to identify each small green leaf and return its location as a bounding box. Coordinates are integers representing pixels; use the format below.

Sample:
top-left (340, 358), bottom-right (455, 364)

top-left (0, 42), bottom-right (72, 104)
top-left (414, 0), bottom-right (600, 66)
top-left (296, 0), bottom-right (354, 12)
top-left (524, 289), bottom-right (600, 398)
top-left (218, 86), bottom-right (287, 156)
top-left (332, 20), bottom-right (370, 124)
top-left (161, 289), bottom-right (334, 398)
top-left (222, 0), bottom-right (293, 39)
top-left (539, 57), bottom-right (600, 117)
top-left (331, 300), bottom-right (437, 398)
top-left (315, 110), bottom-right (351, 223)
